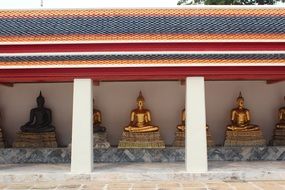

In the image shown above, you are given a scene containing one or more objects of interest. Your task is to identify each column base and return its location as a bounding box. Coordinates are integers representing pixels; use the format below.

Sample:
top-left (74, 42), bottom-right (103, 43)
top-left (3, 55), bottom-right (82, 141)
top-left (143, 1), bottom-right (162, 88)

top-left (118, 131), bottom-right (165, 148)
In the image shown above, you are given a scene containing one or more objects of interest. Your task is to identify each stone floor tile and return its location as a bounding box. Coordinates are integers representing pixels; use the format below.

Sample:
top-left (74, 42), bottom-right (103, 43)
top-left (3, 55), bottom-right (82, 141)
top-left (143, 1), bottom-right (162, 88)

top-left (31, 183), bottom-right (58, 189)
top-left (84, 186), bottom-right (105, 190)
top-left (0, 184), bottom-right (6, 189)
top-left (84, 183), bottom-right (107, 188)
top-left (182, 188), bottom-right (207, 190)
top-left (206, 182), bottom-right (234, 190)
top-left (132, 182), bottom-right (157, 188)
top-left (275, 180), bottom-right (285, 185)
top-left (107, 183), bottom-right (133, 188)
top-left (181, 182), bottom-right (205, 188)
top-left (6, 184), bottom-right (33, 189)
top-left (84, 188), bottom-right (104, 190)
top-left (132, 188), bottom-right (157, 190)
top-left (57, 184), bottom-right (82, 189)
top-left (229, 182), bottom-right (259, 190)
top-left (157, 182), bottom-right (181, 188)
top-left (251, 181), bottom-right (285, 189)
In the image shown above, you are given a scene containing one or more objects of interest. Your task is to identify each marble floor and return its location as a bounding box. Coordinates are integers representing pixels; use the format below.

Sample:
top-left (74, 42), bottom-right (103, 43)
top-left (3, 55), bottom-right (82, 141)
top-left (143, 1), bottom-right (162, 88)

top-left (2, 180), bottom-right (285, 190)
top-left (0, 161), bottom-right (285, 183)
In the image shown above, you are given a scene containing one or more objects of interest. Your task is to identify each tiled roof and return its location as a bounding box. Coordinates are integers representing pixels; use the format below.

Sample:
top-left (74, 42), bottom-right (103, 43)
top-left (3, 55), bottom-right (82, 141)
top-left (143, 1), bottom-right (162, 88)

top-left (0, 53), bottom-right (284, 67)
top-left (0, 8), bottom-right (284, 43)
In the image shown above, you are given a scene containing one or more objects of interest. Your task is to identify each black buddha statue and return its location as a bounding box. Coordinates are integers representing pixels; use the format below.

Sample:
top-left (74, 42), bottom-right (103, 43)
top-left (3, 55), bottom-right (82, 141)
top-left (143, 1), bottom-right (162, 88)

top-left (20, 92), bottom-right (55, 133)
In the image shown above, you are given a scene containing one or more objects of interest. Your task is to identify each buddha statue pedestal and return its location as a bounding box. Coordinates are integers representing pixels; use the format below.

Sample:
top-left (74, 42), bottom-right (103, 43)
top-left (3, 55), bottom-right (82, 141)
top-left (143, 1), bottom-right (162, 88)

top-left (271, 98), bottom-right (285, 146)
top-left (118, 131), bottom-right (165, 148)
top-left (0, 130), bottom-right (4, 148)
top-left (272, 129), bottom-right (285, 146)
top-left (224, 130), bottom-right (266, 146)
top-left (93, 132), bottom-right (110, 149)
top-left (173, 131), bottom-right (184, 147)
top-left (172, 130), bottom-right (215, 147)
top-left (13, 132), bottom-right (58, 148)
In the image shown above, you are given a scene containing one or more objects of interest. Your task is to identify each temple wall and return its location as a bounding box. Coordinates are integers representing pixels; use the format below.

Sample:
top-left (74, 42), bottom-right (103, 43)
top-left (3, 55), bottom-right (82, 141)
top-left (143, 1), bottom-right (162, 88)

top-left (0, 80), bottom-right (284, 147)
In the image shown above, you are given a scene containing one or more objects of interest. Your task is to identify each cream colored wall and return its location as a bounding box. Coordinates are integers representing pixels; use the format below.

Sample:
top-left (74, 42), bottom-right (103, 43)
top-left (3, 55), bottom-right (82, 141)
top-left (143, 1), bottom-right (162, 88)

top-left (0, 80), bottom-right (284, 147)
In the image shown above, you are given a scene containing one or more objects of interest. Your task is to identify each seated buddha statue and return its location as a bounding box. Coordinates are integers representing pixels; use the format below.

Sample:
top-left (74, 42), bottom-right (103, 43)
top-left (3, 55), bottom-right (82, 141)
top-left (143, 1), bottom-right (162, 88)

top-left (276, 96), bottom-right (285, 129)
top-left (177, 109), bottom-right (185, 132)
top-left (176, 108), bottom-right (209, 132)
top-left (227, 92), bottom-right (260, 131)
top-left (20, 92), bottom-right (55, 133)
top-left (124, 91), bottom-right (159, 133)
top-left (93, 99), bottom-right (106, 133)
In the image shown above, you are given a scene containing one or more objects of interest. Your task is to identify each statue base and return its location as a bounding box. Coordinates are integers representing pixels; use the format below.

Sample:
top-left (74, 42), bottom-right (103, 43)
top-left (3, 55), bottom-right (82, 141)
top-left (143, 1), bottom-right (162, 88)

top-left (224, 130), bottom-right (266, 146)
top-left (172, 130), bottom-right (215, 147)
top-left (118, 131), bottom-right (165, 148)
top-left (272, 128), bottom-right (285, 146)
top-left (0, 130), bottom-right (5, 148)
top-left (93, 132), bottom-right (110, 149)
top-left (13, 132), bottom-right (58, 148)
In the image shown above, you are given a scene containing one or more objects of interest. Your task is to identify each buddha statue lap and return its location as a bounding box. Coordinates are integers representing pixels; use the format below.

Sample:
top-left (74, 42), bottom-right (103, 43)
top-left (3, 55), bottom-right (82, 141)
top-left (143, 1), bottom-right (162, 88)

top-left (173, 108), bottom-right (214, 147)
top-left (224, 92), bottom-right (265, 147)
top-left (13, 92), bottom-right (57, 148)
top-left (118, 91), bottom-right (165, 148)
top-left (272, 97), bottom-right (285, 145)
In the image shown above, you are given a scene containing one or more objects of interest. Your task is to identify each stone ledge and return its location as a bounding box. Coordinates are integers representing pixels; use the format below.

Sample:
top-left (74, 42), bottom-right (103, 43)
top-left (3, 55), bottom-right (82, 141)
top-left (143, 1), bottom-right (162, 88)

top-left (0, 162), bottom-right (285, 183)
top-left (0, 146), bottom-right (284, 163)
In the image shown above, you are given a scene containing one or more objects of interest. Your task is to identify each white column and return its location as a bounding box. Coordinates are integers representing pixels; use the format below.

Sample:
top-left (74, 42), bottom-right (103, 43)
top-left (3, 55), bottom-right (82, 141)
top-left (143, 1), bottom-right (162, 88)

top-left (185, 77), bottom-right (208, 172)
top-left (71, 79), bottom-right (93, 173)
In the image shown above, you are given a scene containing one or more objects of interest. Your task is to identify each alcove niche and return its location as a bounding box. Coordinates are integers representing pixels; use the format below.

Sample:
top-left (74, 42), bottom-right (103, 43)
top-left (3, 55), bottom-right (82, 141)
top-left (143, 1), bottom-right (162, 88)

top-left (0, 80), bottom-right (284, 147)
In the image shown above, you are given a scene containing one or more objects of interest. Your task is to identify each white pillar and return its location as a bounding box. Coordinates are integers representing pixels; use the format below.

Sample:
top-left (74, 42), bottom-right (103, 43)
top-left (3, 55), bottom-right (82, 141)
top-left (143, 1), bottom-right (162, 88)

top-left (71, 79), bottom-right (93, 173)
top-left (185, 77), bottom-right (208, 172)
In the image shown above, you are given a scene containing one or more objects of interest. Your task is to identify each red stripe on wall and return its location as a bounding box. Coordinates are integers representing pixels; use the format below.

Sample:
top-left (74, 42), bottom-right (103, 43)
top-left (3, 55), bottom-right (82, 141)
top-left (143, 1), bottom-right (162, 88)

top-left (0, 42), bottom-right (285, 53)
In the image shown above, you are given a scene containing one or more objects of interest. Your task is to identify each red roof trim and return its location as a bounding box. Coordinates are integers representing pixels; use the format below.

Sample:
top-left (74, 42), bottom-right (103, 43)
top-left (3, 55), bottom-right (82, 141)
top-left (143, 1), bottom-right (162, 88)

top-left (0, 66), bottom-right (284, 83)
top-left (1, 42), bottom-right (285, 53)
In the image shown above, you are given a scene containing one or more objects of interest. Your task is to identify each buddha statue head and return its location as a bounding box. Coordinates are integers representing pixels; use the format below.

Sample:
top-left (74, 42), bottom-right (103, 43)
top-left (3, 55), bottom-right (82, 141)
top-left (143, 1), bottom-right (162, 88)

top-left (136, 91), bottom-right (145, 109)
top-left (36, 92), bottom-right (45, 108)
top-left (236, 92), bottom-right (244, 108)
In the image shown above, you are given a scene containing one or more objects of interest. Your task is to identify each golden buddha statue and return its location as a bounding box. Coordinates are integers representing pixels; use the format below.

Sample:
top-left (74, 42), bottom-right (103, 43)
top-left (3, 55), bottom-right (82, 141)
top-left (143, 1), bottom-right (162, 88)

top-left (276, 96), bottom-right (285, 129)
top-left (176, 108), bottom-right (209, 132)
top-left (227, 92), bottom-right (260, 131)
top-left (124, 91), bottom-right (159, 133)
top-left (177, 109), bottom-right (185, 132)
top-left (118, 91), bottom-right (165, 148)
